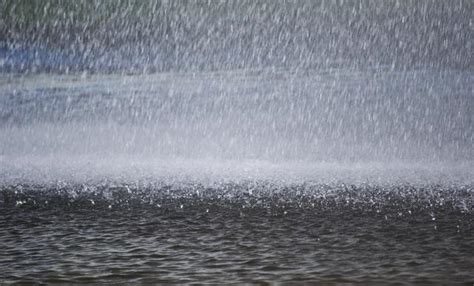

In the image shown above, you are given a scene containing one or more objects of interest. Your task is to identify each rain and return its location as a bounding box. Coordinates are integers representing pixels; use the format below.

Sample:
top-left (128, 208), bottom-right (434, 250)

top-left (0, 0), bottom-right (473, 284)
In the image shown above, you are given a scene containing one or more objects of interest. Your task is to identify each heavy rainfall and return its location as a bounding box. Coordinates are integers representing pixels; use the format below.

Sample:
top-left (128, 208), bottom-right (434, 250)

top-left (0, 0), bottom-right (473, 284)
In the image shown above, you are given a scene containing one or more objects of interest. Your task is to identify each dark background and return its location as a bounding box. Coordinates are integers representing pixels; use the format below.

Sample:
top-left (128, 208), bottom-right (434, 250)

top-left (1, 0), bottom-right (472, 72)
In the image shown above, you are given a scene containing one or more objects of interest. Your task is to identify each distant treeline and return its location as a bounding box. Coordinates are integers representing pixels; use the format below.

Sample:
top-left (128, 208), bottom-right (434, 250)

top-left (0, 0), bottom-right (472, 72)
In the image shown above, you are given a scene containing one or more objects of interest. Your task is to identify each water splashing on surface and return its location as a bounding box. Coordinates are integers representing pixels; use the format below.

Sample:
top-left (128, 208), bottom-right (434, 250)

top-left (0, 1), bottom-right (473, 283)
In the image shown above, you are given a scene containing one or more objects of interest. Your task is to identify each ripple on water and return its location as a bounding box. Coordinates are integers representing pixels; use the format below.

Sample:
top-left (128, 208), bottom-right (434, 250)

top-left (0, 182), bottom-right (473, 283)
